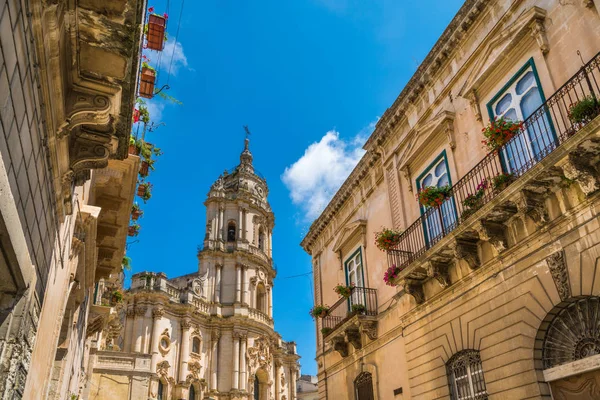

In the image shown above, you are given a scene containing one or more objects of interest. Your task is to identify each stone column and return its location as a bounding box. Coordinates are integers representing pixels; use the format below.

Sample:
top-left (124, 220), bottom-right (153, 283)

top-left (214, 264), bottom-right (222, 303)
top-left (238, 207), bottom-right (243, 239)
top-left (292, 367), bottom-right (298, 400)
top-left (269, 230), bottom-right (273, 257)
top-left (180, 318), bottom-right (192, 382)
top-left (243, 208), bottom-right (248, 241)
top-left (124, 308), bottom-right (135, 352)
top-left (218, 205), bottom-right (224, 241)
top-left (241, 265), bottom-right (247, 305)
top-left (210, 330), bottom-right (220, 391)
top-left (235, 264), bottom-right (242, 303)
top-left (133, 306), bottom-right (146, 352)
top-left (232, 332), bottom-right (240, 390)
top-left (274, 362), bottom-right (281, 399)
top-left (150, 307), bottom-right (164, 366)
top-left (239, 334), bottom-right (247, 390)
top-left (267, 286), bottom-right (273, 318)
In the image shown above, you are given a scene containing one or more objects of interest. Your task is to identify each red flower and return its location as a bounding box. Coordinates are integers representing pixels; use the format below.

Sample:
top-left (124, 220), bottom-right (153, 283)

top-left (133, 109), bottom-right (140, 123)
top-left (148, 6), bottom-right (154, 13)
top-left (164, 13), bottom-right (169, 19)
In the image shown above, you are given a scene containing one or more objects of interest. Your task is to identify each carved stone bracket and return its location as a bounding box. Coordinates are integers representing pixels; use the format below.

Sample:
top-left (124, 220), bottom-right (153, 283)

top-left (57, 91), bottom-right (112, 138)
top-left (425, 261), bottom-right (451, 288)
top-left (560, 155), bottom-right (600, 196)
top-left (529, 17), bottom-right (549, 55)
top-left (68, 127), bottom-right (115, 192)
top-left (402, 279), bottom-right (425, 304)
top-left (345, 327), bottom-right (362, 350)
top-left (473, 220), bottom-right (507, 253)
top-left (514, 190), bottom-right (548, 227)
top-left (466, 89), bottom-right (482, 121)
top-left (400, 165), bottom-right (413, 193)
top-left (450, 239), bottom-right (480, 269)
top-left (359, 320), bottom-right (378, 341)
top-left (546, 250), bottom-right (571, 301)
top-left (331, 335), bottom-right (349, 357)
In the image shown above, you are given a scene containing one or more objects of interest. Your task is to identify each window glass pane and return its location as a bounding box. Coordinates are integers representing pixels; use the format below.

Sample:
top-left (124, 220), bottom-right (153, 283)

top-left (520, 86), bottom-right (542, 119)
top-left (516, 71), bottom-right (535, 95)
top-left (434, 160), bottom-right (446, 177)
top-left (438, 174), bottom-right (449, 187)
top-left (504, 108), bottom-right (518, 121)
top-left (422, 173), bottom-right (433, 187)
top-left (495, 93), bottom-right (512, 115)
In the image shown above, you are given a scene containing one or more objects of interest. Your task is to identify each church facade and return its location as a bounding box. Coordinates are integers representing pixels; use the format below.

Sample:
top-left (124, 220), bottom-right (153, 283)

top-left (87, 139), bottom-right (300, 400)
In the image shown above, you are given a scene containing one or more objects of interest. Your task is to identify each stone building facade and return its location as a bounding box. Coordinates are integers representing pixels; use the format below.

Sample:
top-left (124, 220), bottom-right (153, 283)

top-left (0, 0), bottom-right (144, 398)
top-left (302, 0), bottom-right (600, 399)
top-left (87, 139), bottom-right (301, 400)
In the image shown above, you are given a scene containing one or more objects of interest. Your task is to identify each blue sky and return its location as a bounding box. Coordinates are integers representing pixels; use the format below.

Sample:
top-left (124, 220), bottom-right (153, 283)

top-left (128, 0), bottom-right (464, 375)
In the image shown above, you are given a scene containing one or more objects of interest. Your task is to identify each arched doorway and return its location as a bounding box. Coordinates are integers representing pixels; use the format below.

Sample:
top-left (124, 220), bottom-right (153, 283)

top-left (253, 369), bottom-right (269, 400)
top-left (536, 296), bottom-right (600, 398)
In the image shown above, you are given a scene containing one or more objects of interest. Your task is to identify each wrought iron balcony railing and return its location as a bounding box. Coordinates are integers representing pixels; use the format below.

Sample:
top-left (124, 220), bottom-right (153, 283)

top-left (388, 51), bottom-right (600, 272)
top-left (322, 287), bottom-right (378, 335)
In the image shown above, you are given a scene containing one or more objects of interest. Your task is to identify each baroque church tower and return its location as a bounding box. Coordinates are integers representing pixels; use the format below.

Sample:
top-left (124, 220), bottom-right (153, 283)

top-left (95, 137), bottom-right (300, 400)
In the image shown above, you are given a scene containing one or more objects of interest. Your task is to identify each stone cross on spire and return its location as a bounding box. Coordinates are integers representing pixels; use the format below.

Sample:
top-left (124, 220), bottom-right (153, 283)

top-left (240, 125), bottom-right (254, 171)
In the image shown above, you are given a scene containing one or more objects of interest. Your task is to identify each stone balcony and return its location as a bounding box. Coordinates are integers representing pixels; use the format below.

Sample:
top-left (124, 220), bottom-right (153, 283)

top-left (388, 52), bottom-right (600, 305)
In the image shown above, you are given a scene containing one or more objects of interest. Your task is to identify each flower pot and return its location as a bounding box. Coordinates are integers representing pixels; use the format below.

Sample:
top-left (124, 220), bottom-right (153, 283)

top-left (128, 226), bottom-right (139, 237)
top-left (131, 209), bottom-right (143, 221)
top-left (146, 14), bottom-right (166, 51)
top-left (129, 144), bottom-right (140, 156)
top-left (139, 67), bottom-right (156, 99)
top-left (137, 185), bottom-right (146, 197)
top-left (139, 161), bottom-right (149, 177)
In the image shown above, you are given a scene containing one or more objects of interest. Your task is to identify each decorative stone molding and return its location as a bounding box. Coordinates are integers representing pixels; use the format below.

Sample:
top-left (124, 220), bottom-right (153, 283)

top-left (529, 17), bottom-right (549, 54)
top-left (134, 306), bottom-right (147, 316)
top-left (425, 261), bottom-right (450, 288)
top-left (181, 318), bottom-right (192, 330)
top-left (156, 360), bottom-right (170, 376)
top-left (473, 220), bottom-right (507, 253)
top-left (466, 89), bottom-right (483, 121)
top-left (247, 337), bottom-right (272, 369)
top-left (450, 239), bottom-right (480, 269)
top-left (331, 335), bottom-right (349, 357)
top-left (584, 0), bottom-right (595, 8)
top-left (211, 330), bottom-right (221, 342)
top-left (546, 250), bottom-right (571, 302)
top-left (360, 320), bottom-right (378, 341)
top-left (514, 190), bottom-right (548, 226)
top-left (345, 327), bottom-right (362, 350)
top-left (400, 165), bottom-right (413, 192)
top-left (69, 128), bottom-right (114, 183)
top-left (58, 91), bottom-right (112, 138)
top-left (126, 309), bottom-right (135, 318)
top-left (152, 307), bottom-right (164, 319)
top-left (402, 280), bottom-right (425, 304)
top-left (159, 329), bottom-right (172, 356)
top-left (188, 361), bottom-right (202, 380)
top-left (559, 155), bottom-right (600, 195)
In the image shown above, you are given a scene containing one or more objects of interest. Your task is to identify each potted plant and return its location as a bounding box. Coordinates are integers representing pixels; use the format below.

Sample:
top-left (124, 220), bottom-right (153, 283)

top-left (351, 304), bottom-right (367, 314)
top-left (481, 117), bottom-right (523, 152)
top-left (334, 283), bottom-right (355, 298)
top-left (139, 62), bottom-right (156, 99)
top-left (321, 327), bottom-right (333, 336)
top-left (492, 173), bottom-right (514, 193)
top-left (418, 185), bottom-right (451, 208)
top-left (129, 135), bottom-right (141, 155)
top-left (128, 223), bottom-right (140, 237)
top-left (384, 264), bottom-right (401, 286)
top-left (145, 7), bottom-right (167, 51)
top-left (309, 305), bottom-right (330, 319)
top-left (131, 203), bottom-right (143, 220)
top-left (137, 182), bottom-right (152, 202)
top-left (461, 179), bottom-right (487, 220)
top-left (139, 160), bottom-right (150, 177)
top-left (568, 96), bottom-right (599, 127)
top-left (111, 289), bottom-right (124, 305)
top-left (374, 227), bottom-right (402, 251)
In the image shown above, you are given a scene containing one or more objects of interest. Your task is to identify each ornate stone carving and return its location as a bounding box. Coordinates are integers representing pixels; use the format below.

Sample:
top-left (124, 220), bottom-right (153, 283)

top-left (400, 165), bottom-right (413, 193)
top-left (546, 250), bottom-right (571, 302)
top-left (402, 280), bottom-right (425, 304)
top-left (425, 261), bottom-right (450, 288)
top-left (126, 309), bottom-right (135, 318)
top-left (543, 297), bottom-right (600, 369)
top-left (159, 329), bottom-right (172, 356)
top-left (473, 220), bottom-right (507, 253)
top-left (450, 239), bottom-right (480, 269)
top-left (188, 361), bottom-right (202, 379)
top-left (69, 128), bottom-right (114, 183)
top-left (157, 360), bottom-right (170, 376)
top-left (58, 92), bottom-right (112, 138)
top-left (360, 320), bottom-right (378, 341)
top-left (515, 190), bottom-right (548, 226)
top-left (331, 335), bottom-right (349, 357)
top-left (560, 155), bottom-right (600, 195)
top-left (250, 276), bottom-right (258, 287)
top-left (134, 306), bottom-right (147, 316)
top-left (529, 17), bottom-right (549, 55)
top-left (152, 307), bottom-right (164, 319)
top-left (345, 327), bottom-right (362, 350)
top-left (247, 337), bottom-right (272, 369)
top-left (211, 330), bottom-right (221, 342)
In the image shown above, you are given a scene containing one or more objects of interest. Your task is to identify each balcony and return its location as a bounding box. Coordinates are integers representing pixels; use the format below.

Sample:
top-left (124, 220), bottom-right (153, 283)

top-left (387, 51), bottom-right (600, 303)
top-left (322, 287), bottom-right (378, 357)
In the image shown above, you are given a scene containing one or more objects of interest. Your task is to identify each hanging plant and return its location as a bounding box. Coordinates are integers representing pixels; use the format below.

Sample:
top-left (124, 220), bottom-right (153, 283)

top-left (137, 182), bottom-right (153, 202)
top-left (122, 256), bottom-right (132, 271)
top-left (383, 264), bottom-right (401, 286)
top-left (139, 160), bottom-right (150, 177)
top-left (139, 62), bottom-right (156, 99)
top-left (374, 228), bottom-right (402, 251)
top-left (461, 179), bottom-right (488, 220)
top-left (333, 283), bottom-right (355, 298)
top-left (568, 96), bottom-right (599, 125)
top-left (129, 136), bottom-right (141, 155)
top-left (145, 8), bottom-right (167, 51)
top-left (111, 289), bottom-right (124, 304)
top-left (481, 117), bottom-right (523, 152)
top-left (128, 223), bottom-right (140, 237)
top-left (417, 185), bottom-right (451, 208)
top-left (492, 173), bottom-right (514, 193)
top-left (131, 203), bottom-right (143, 220)
top-left (351, 304), bottom-right (367, 314)
top-left (309, 305), bottom-right (329, 319)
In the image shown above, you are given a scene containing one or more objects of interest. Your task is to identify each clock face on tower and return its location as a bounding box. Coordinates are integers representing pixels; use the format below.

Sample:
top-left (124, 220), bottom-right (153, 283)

top-left (255, 185), bottom-right (264, 199)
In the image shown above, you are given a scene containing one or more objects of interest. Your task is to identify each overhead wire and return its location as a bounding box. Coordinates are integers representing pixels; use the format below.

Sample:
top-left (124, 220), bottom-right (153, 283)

top-left (166, 0), bottom-right (185, 85)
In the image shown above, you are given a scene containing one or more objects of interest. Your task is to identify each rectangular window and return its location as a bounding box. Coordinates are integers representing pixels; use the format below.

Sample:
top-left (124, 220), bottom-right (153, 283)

top-left (345, 248), bottom-right (365, 308)
top-left (416, 151), bottom-right (457, 245)
top-left (487, 59), bottom-right (556, 174)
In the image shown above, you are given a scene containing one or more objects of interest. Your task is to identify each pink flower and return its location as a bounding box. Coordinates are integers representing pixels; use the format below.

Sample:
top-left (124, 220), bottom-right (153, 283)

top-left (148, 6), bottom-right (154, 13)
top-left (163, 13), bottom-right (169, 19)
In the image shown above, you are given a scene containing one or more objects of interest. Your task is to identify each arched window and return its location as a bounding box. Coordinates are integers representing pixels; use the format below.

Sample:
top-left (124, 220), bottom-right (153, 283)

top-left (446, 350), bottom-right (488, 400)
top-left (256, 283), bottom-right (267, 313)
top-left (258, 228), bottom-right (265, 250)
top-left (254, 375), bottom-right (260, 400)
top-left (228, 222), bottom-right (236, 242)
top-left (192, 337), bottom-right (200, 354)
top-left (354, 372), bottom-right (374, 400)
top-left (188, 384), bottom-right (196, 400)
top-left (158, 381), bottom-right (164, 400)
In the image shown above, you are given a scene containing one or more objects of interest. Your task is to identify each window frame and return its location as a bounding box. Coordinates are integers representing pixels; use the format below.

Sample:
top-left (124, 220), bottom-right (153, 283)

top-left (485, 57), bottom-right (557, 173)
top-left (415, 150), bottom-right (458, 245)
top-left (191, 336), bottom-right (201, 354)
top-left (354, 371), bottom-right (375, 400)
top-left (344, 247), bottom-right (366, 310)
top-left (446, 350), bottom-right (488, 400)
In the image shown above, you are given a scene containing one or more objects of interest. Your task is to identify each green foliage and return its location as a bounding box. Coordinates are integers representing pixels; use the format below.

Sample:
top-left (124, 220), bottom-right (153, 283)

top-left (374, 228), bottom-right (402, 251)
top-left (309, 305), bottom-right (329, 319)
top-left (492, 173), bottom-right (514, 192)
top-left (418, 185), bottom-right (451, 208)
top-left (568, 96), bottom-right (599, 124)
top-left (351, 304), bottom-right (367, 314)
top-left (321, 327), bottom-right (332, 336)
top-left (122, 256), bottom-right (132, 271)
top-left (481, 117), bottom-right (523, 152)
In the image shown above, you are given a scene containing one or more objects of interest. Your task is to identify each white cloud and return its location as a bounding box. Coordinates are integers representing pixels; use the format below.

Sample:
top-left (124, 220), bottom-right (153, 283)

top-left (282, 120), bottom-right (377, 222)
top-left (145, 99), bottom-right (165, 122)
top-left (158, 40), bottom-right (189, 76)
